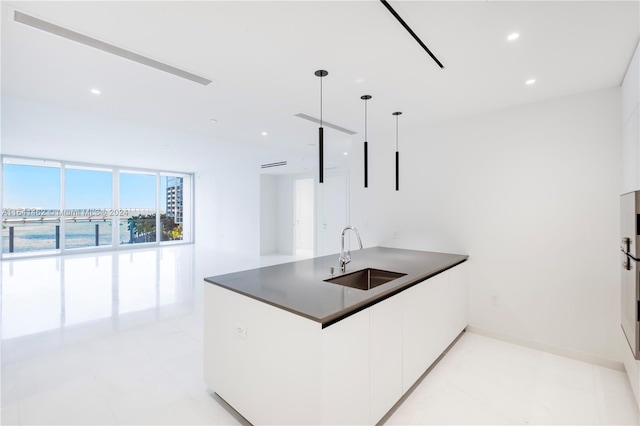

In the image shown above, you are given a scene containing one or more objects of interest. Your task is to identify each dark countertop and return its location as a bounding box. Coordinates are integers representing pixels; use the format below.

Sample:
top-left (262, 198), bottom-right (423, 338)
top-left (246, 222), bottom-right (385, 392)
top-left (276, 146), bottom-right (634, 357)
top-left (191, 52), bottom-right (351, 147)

top-left (204, 246), bottom-right (468, 328)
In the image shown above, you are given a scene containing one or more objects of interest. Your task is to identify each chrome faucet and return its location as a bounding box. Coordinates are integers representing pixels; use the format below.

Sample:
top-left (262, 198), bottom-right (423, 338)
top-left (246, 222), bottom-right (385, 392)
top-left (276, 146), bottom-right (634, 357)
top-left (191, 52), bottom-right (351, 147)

top-left (339, 226), bottom-right (363, 273)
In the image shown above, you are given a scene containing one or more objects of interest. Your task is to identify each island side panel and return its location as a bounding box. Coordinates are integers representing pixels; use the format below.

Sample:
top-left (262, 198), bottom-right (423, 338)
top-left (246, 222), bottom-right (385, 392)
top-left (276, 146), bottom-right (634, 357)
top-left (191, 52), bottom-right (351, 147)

top-left (204, 284), bottom-right (323, 425)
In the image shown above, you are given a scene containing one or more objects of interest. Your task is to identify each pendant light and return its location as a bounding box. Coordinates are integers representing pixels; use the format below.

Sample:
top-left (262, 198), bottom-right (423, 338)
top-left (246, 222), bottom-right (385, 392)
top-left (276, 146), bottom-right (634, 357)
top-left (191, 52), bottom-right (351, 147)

top-left (393, 111), bottom-right (402, 191)
top-left (361, 95), bottom-right (372, 188)
top-left (315, 70), bottom-right (328, 183)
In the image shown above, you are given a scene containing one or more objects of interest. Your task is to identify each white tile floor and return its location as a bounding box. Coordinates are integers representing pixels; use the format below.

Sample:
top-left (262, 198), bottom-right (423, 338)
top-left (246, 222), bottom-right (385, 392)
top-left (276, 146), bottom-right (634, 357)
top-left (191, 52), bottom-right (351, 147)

top-left (1, 245), bottom-right (638, 425)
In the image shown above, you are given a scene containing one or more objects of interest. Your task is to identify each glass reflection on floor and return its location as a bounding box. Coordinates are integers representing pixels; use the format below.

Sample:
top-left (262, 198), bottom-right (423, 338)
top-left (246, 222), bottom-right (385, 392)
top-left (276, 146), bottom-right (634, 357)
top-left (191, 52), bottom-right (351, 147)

top-left (1, 246), bottom-right (194, 340)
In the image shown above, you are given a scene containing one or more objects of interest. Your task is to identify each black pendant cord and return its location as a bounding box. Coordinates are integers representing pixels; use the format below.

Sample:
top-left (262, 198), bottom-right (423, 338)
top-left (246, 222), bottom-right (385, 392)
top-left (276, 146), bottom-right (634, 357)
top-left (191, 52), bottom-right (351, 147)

top-left (361, 95), bottom-right (372, 188)
top-left (315, 70), bottom-right (328, 183)
top-left (393, 111), bottom-right (402, 191)
top-left (320, 75), bottom-right (323, 184)
top-left (379, 0), bottom-right (444, 69)
top-left (320, 75), bottom-right (323, 127)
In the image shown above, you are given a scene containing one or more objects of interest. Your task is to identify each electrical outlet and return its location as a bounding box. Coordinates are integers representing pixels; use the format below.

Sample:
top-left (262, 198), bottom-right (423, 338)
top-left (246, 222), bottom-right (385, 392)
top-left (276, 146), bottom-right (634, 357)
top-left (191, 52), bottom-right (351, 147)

top-left (392, 231), bottom-right (399, 239)
top-left (491, 295), bottom-right (500, 306)
top-left (236, 323), bottom-right (247, 339)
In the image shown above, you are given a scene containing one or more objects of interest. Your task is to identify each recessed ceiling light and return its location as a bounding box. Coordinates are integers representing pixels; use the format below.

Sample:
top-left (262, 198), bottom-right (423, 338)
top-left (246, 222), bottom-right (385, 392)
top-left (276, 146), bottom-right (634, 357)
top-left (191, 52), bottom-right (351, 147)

top-left (525, 79), bottom-right (536, 85)
top-left (343, 152), bottom-right (348, 156)
top-left (507, 33), bottom-right (520, 41)
top-left (355, 78), bottom-right (364, 83)
top-left (90, 88), bottom-right (101, 95)
top-left (261, 131), bottom-right (268, 136)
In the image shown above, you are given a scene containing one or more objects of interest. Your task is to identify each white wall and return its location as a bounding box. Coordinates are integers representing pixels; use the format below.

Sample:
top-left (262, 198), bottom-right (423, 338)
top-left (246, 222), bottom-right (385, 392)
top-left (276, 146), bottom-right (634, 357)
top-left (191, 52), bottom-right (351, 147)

top-left (276, 174), bottom-right (294, 255)
top-left (260, 175), bottom-right (278, 255)
top-left (622, 40), bottom-right (640, 193)
top-left (371, 88), bottom-right (622, 361)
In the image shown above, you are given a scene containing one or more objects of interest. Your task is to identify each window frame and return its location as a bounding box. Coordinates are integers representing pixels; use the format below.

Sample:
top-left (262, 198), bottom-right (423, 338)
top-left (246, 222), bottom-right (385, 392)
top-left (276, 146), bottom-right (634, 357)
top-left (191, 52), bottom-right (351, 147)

top-left (1, 155), bottom-right (194, 258)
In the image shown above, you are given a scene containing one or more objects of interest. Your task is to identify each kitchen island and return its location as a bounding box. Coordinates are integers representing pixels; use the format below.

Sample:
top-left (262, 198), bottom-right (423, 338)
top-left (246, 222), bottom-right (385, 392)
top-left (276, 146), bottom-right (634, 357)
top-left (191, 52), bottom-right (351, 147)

top-left (204, 246), bottom-right (468, 425)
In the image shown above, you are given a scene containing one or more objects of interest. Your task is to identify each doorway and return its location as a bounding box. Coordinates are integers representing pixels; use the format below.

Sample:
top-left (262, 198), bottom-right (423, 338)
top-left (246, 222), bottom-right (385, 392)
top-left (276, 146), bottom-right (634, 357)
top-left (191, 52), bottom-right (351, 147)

top-left (294, 178), bottom-right (314, 257)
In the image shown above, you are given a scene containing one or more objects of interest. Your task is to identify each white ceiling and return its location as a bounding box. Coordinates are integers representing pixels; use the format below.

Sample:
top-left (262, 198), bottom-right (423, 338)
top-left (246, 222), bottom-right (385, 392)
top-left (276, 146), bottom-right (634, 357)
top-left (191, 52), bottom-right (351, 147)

top-left (2, 1), bottom-right (639, 167)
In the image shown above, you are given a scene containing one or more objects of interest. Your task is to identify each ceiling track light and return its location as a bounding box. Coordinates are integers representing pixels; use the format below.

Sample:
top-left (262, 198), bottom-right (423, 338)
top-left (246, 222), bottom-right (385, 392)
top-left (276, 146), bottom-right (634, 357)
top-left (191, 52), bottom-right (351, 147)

top-left (379, 0), bottom-right (444, 69)
top-left (393, 111), bottom-right (403, 191)
top-left (361, 95), bottom-right (372, 188)
top-left (315, 70), bottom-right (328, 184)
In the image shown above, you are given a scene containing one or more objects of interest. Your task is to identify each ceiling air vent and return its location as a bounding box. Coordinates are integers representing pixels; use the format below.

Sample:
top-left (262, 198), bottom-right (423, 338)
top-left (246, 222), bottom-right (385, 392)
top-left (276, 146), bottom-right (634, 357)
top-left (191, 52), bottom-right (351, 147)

top-left (261, 161), bottom-right (287, 169)
top-left (294, 113), bottom-right (357, 135)
top-left (13, 10), bottom-right (212, 86)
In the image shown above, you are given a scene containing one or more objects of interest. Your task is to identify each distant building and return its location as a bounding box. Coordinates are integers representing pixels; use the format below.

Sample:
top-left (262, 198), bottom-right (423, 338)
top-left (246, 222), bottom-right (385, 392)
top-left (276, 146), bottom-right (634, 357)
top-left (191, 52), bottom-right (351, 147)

top-left (165, 177), bottom-right (183, 223)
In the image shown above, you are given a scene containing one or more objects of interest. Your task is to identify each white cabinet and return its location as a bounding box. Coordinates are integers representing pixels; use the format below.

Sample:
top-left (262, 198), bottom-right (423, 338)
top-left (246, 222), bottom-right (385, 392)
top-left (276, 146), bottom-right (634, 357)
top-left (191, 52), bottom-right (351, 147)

top-left (402, 272), bottom-right (434, 392)
top-left (402, 263), bottom-right (469, 393)
top-left (321, 308), bottom-right (370, 425)
top-left (370, 294), bottom-right (403, 423)
top-left (204, 261), bottom-right (468, 425)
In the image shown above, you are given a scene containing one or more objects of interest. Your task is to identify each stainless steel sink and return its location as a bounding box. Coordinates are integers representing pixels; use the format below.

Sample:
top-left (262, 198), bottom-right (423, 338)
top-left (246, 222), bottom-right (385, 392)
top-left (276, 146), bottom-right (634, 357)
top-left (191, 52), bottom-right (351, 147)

top-left (324, 268), bottom-right (406, 291)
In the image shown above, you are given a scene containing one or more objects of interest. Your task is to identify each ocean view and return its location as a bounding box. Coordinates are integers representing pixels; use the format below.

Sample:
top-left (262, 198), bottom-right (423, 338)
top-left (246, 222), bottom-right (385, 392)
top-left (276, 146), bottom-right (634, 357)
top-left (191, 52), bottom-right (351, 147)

top-left (1, 207), bottom-right (169, 252)
top-left (2, 220), bottom-right (130, 252)
top-left (2, 165), bottom-right (185, 253)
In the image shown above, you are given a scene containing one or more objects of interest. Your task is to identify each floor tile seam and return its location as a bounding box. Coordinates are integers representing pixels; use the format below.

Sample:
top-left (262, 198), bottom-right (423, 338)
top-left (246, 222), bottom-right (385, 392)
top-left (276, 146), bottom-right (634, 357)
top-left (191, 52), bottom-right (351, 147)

top-left (443, 381), bottom-right (529, 425)
top-left (450, 372), bottom-right (537, 424)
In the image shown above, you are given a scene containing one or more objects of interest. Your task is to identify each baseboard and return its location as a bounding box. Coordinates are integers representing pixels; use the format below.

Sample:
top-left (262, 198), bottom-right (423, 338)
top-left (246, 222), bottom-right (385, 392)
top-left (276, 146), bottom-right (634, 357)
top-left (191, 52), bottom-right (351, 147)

top-left (466, 325), bottom-right (624, 372)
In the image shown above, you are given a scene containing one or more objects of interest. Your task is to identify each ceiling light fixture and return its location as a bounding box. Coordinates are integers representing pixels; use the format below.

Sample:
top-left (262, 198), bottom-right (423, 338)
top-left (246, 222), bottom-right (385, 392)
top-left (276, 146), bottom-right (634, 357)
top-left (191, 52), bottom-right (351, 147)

top-left (507, 33), bottom-right (520, 41)
top-left (361, 95), bottom-right (372, 188)
top-left (90, 88), bottom-right (101, 95)
top-left (344, 152), bottom-right (349, 156)
top-left (315, 69), bottom-right (328, 184)
top-left (379, 0), bottom-right (444, 69)
top-left (393, 112), bottom-right (402, 191)
top-left (262, 131), bottom-right (268, 136)
top-left (525, 79), bottom-right (536, 85)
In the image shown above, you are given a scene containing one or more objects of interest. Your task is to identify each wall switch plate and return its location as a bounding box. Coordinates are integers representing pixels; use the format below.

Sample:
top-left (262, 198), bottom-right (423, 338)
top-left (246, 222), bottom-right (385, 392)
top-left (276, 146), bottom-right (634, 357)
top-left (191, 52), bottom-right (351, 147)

top-left (236, 323), bottom-right (247, 339)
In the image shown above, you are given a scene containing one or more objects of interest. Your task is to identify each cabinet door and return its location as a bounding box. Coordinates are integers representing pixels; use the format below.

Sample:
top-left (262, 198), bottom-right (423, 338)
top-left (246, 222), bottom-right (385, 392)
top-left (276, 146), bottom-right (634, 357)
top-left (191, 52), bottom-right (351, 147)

top-left (370, 294), bottom-right (403, 424)
top-left (423, 263), bottom-right (469, 364)
top-left (321, 307), bottom-right (369, 425)
top-left (401, 275), bottom-right (432, 393)
top-left (401, 263), bottom-right (469, 393)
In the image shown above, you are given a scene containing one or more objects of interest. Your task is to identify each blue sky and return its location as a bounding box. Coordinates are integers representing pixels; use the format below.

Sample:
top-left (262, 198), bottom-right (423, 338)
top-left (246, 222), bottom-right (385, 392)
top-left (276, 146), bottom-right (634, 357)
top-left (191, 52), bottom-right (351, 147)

top-left (3, 165), bottom-right (166, 209)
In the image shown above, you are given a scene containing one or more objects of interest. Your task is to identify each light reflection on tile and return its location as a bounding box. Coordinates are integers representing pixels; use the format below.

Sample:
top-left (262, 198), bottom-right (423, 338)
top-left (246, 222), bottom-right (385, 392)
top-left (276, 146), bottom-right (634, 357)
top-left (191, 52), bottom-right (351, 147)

top-left (1, 245), bottom-right (240, 425)
top-left (2, 257), bottom-right (61, 339)
top-left (64, 255), bottom-right (112, 327)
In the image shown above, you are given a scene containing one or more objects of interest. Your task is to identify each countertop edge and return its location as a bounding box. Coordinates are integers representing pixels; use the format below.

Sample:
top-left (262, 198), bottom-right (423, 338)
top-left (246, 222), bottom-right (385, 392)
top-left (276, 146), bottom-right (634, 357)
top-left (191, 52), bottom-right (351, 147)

top-left (204, 253), bottom-right (468, 328)
top-left (319, 257), bottom-right (468, 328)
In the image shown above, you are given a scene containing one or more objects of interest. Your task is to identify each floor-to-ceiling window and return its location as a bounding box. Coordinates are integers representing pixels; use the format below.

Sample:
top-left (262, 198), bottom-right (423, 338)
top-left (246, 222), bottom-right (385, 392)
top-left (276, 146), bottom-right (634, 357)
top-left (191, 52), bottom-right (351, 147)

top-left (160, 175), bottom-right (185, 242)
top-left (2, 158), bottom-right (61, 254)
top-left (119, 171), bottom-right (157, 245)
top-left (64, 166), bottom-right (113, 249)
top-left (1, 156), bottom-right (193, 257)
